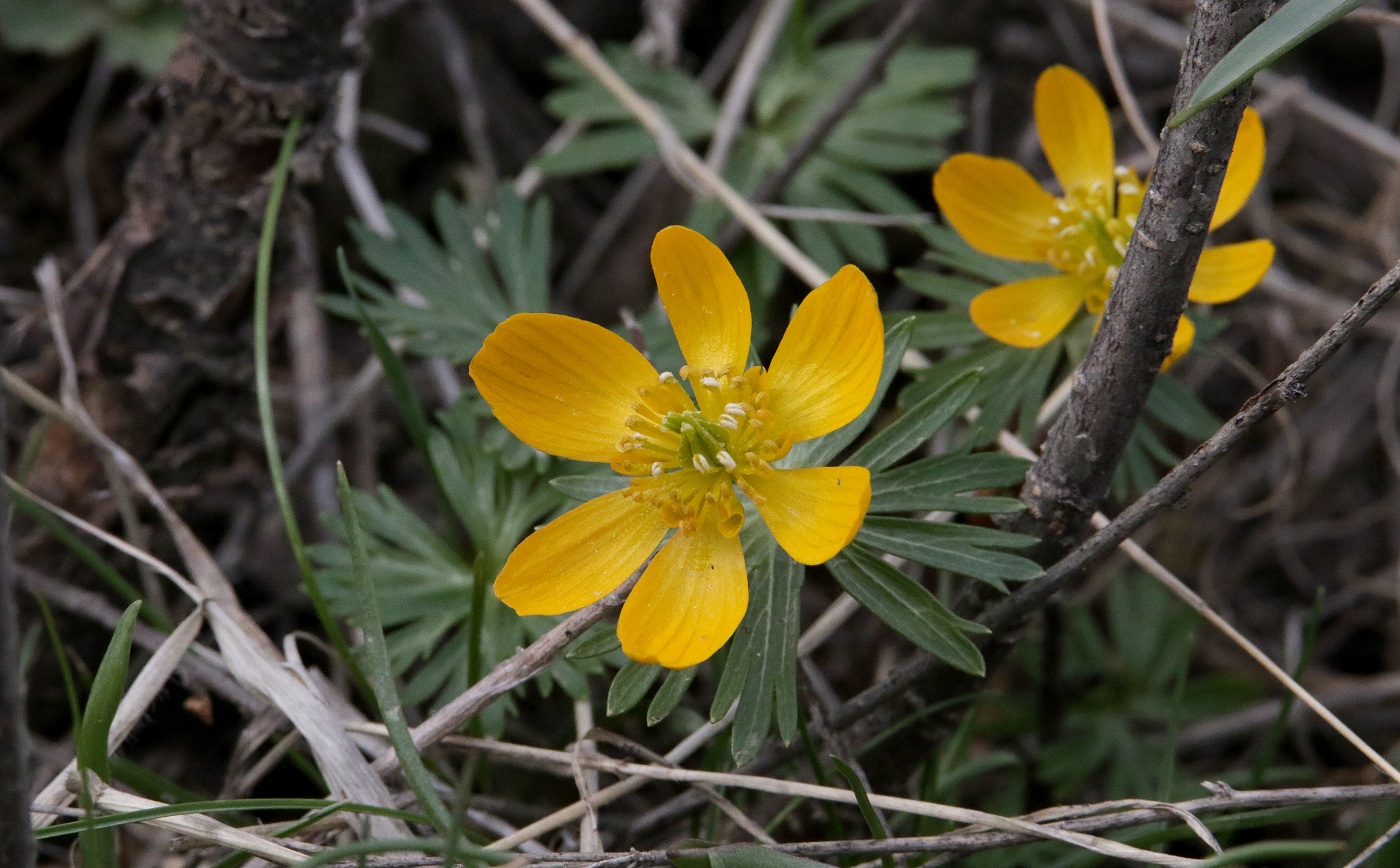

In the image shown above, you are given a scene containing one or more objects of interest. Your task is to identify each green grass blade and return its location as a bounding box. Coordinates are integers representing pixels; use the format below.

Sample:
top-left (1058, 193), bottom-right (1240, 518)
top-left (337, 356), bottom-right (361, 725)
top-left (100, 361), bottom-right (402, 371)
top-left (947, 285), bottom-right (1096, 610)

top-left (76, 600), bottom-right (140, 783)
top-left (1172, 0), bottom-right (1367, 126)
top-left (75, 600), bottom-right (140, 868)
top-left (829, 756), bottom-right (894, 868)
top-left (335, 464), bottom-right (455, 835)
top-left (37, 797), bottom-right (428, 839)
top-left (252, 116), bottom-right (370, 701)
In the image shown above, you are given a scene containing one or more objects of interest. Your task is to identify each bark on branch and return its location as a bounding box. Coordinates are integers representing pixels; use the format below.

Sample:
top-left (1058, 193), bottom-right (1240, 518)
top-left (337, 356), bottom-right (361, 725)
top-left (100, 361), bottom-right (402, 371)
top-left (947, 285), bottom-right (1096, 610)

top-left (1016, 0), bottom-right (1272, 557)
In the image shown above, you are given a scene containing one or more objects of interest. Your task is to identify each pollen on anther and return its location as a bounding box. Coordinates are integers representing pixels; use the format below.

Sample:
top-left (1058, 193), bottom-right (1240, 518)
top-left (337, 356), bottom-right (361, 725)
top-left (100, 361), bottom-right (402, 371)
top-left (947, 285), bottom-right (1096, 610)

top-left (701, 376), bottom-right (722, 389)
top-left (659, 371), bottom-right (677, 383)
top-left (692, 454), bottom-right (712, 473)
top-left (718, 414), bottom-right (739, 430)
top-left (724, 403), bottom-right (747, 417)
top-left (716, 450), bottom-right (737, 471)
top-left (651, 462), bottom-right (664, 477)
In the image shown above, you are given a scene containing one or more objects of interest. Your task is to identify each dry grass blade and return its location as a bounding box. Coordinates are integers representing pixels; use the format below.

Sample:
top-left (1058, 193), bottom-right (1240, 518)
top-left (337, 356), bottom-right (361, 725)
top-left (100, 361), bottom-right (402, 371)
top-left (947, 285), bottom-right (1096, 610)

top-left (74, 775), bottom-right (309, 865)
top-left (30, 607), bottom-right (205, 828)
top-left (33, 259), bottom-right (409, 837)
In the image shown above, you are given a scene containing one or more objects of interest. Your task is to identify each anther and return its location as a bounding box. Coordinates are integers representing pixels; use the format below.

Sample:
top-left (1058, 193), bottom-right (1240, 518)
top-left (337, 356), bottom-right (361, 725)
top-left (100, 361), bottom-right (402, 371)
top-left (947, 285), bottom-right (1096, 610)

top-left (718, 414), bottom-right (739, 430)
top-left (692, 454), bottom-right (712, 473)
top-left (651, 462), bottom-right (664, 477)
top-left (724, 403), bottom-right (747, 417)
top-left (701, 376), bottom-right (722, 389)
top-left (659, 371), bottom-right (677, 383)
top-left (716, 450), bottom-right (737, 472)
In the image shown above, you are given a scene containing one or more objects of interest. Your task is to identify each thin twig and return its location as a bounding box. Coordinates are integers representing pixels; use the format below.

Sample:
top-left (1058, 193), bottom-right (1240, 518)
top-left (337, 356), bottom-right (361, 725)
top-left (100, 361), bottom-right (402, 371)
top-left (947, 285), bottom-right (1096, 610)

top-left (705, 0), bottom-right (795, 172)
top-left (373, 573), bottom-right (642, 773)
top-left (508, 0), bottom-right (828, 288)
top-left (516, 784), bottom-right (1400, 865)
top-left (424, 0), bottom-right (500, 197)
top-left (1090, 0), bottom-right (1158, 154)
top-left (716, 0), bottom-right (935, 248)
top-left (63, 57), bottom-right (113, 259)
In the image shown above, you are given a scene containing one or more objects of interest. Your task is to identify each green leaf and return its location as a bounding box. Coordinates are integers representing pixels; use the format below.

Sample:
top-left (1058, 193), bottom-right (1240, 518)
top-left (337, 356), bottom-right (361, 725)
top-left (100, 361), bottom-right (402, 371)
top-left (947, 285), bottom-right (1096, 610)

top-left (336, 466), bottom-right (454, 834)
top-left (0, 0), bottom-right (101, 56)
top-left (731, 550), bottom-right (803, 763)
top-left (830, 757), bottom-right (894, 868)
top-left (848, 369), bottom-right (982, 473)
top-left (901, 310), bottom-right (987, 350)
top-left (76, 600), bottom-right (141, 868)
top-left (827, 545), bottom-right (986, 675)
top-left (1146, 373), bottom-right (1221, 440)
top-left (535, 126), bottom-right (664, 175)
top-left (1173, 0), bottom-right (1366, 126)
top-left (608, 659), bottom-right (662, 716)
top-left (868, 452), bottom-right (1030, 515)
top-left (647, 666), bottom-right (698, 726)
top-left (897, 267), bottom-right (986, 306)
top-left (567, 624), bottom-right (622, 660)
top-left (785, 318), bottom-right (913, 467)
top-left (77, 600), bottom-right (142, 782)
top-left (856, 516), bottom-right (1041, 589)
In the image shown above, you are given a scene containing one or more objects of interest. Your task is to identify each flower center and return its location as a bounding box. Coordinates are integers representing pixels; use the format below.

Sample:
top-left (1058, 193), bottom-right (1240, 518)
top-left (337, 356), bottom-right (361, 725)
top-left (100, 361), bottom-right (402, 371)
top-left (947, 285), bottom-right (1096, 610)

top-left (612, 366), bottom-right (794, 537)
top-left (1043, 167), bottom-right (1144, 312)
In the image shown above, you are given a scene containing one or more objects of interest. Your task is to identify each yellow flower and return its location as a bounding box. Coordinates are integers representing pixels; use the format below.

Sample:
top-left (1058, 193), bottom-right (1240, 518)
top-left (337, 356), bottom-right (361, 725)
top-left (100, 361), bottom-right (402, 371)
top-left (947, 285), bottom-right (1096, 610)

top-left (469, 226), bottom-right (884, 669)
top-left (933, 65), bottom-right (1275, 367)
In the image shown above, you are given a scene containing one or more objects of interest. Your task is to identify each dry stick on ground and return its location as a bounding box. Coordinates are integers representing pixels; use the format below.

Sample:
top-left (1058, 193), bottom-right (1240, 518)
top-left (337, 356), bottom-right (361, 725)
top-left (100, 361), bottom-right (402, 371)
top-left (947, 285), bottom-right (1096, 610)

top-left (536, 785), bottom-right (1400, 866)
top-left (423, 0), bottom-right (500, 198)
top-left (837, 256), bottom-right (1400, 737)
top-left (0, 385), bottom-right (32, 868)
top-left (556, 3), bottom-right (749, 302)
top-left (1015, 0), bottom-right (1271, 559)
top-left (716, 0), bottom-right (935, 249)
top-left (983, 258), bottom-right (1400, 652)
top-left (372, 573), bottom-right (641, 774)
top-left (32, 262), bottom-right (410, 839)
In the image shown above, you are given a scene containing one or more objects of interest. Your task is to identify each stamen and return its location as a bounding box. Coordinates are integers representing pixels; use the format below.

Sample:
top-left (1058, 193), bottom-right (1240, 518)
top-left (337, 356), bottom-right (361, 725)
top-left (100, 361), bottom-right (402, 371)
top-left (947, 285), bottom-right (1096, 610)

top-left (692, 454), bottom-right (712, 473)
top-left (701, 376), bottom-right (722, 389)
top-left (718, 414), bottom-right (739, 430)
top-left (659, 371), bottom-right (677, 383)
top-left (724, 403), bottom-right (747, 417)
top-left (716, 450), bottom-right (737, 472)
top-left (651, 461), bottom-right (664, 477)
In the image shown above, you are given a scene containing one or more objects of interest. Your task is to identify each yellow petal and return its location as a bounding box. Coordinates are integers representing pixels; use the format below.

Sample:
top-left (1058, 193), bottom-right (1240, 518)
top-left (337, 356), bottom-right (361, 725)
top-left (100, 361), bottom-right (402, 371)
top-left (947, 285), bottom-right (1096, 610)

top-left (1187, 240), bottom-right (1274, 304)
top-left (470, 313), bottom-right (659, 463)
top-left (495, 490), bottom-right (669, 616)
top-left (933, 154), bottom-right (1058, 261)
top-left (651, 226), bottom-right (751, 376)
top-left (765, 265), bottom-right (884, 441)
top-left (748, 467), bottom-right (871, 566)
top-left (1211, 107), bottom-right (1265, 230)
top-left (1161, 315), bottom-right (1195, 370)
top-left (968, 274), bottom-right (1090, 348)
top-left (616, 526), bottom-right (748, 669)
top-left (1035, 65), bottom-right (1116, 196)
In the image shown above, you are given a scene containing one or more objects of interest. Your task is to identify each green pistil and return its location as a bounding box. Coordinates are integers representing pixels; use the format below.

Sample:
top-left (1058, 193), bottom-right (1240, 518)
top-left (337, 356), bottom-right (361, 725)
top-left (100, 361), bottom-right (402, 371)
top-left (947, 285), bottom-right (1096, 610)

top-left (663, 411), bottom-right (734, 470)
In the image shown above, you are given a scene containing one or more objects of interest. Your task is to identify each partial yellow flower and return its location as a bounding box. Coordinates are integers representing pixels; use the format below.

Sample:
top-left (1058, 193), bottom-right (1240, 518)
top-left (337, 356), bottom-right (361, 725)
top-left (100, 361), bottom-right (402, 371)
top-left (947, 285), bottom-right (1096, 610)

top-left (469, 226), bottom-right (883, 669)
top-left (933, 64), bottom-right (1274, 366)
